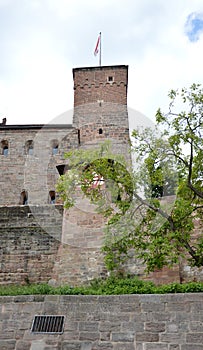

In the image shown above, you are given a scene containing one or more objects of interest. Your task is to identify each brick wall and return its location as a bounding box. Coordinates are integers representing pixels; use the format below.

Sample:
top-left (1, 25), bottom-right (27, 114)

top-left (0, 294), bottom-right (203, 349)
top-left (73, 65), bottom-right (128, 107)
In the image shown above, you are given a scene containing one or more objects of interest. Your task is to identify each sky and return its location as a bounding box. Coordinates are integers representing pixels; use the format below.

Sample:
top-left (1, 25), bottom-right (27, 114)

top-left (0, 0), bottom-right (203, 126)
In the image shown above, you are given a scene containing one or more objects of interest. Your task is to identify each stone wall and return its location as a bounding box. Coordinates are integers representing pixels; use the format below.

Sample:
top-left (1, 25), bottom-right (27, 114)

top-left (0, 205), bottom-right (63, 285)
top-left (0, 204), bottom-right (203, 287)
top-left (0, 125), bottom-right (78, 205)
top-left (73, 65), bottom-right (128, 107)
top-left (0, 294), bottom-right (203, 349)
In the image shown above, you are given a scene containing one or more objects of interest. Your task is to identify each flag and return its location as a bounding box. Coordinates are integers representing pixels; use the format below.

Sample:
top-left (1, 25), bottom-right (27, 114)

top-left (94, 34), bottom-right (100, 56)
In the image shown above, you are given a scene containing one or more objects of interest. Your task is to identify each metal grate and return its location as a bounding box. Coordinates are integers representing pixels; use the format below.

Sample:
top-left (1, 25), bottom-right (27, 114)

top-left (31, 315), bottom-right (65, 334)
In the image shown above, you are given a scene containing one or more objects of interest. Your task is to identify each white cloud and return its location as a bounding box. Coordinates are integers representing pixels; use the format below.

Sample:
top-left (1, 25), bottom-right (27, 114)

top-left (0, 0), bottom-right (203, 125)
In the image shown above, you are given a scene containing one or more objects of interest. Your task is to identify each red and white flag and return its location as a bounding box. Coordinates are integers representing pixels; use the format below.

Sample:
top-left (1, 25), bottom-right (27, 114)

top-left (94, 34), bottom-right (100, 56)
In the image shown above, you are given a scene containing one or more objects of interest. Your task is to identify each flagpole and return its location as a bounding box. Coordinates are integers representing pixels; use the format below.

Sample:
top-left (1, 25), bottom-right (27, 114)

top-left (99, 32), bottom-right (101, 66)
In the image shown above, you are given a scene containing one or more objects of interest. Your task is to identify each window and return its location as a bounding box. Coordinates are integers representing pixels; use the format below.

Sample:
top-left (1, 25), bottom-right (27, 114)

top-left (107, 76), bottom-right (114, 83)
top-left (25, 140), bottom-right (34, 155)
top-left (52, 140), bottom-right (59, 155)
top-left (3, 146), bottom-right (8, 156)
top-left (78, 129), bottom-right (81, 145)
top-left (49, 191), bottom-right (55, 204)
top-left (52, 145), bottom-right (58, 155)
top-left (99, 128), bottom-right (103, 135)
top-left (1, 140), bottom-right (9, 156)
top-left (20, 191), bottom-right (28, 205)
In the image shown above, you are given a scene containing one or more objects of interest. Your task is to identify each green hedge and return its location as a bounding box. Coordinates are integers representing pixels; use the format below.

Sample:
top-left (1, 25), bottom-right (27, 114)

top-left (0, 276), bottom-right (203, 296)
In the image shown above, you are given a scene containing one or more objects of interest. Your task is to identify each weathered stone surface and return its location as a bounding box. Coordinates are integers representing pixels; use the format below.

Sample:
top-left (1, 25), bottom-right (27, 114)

top-left (0, 294), bottom-right (202, 349)
top-left (111, 332), bottom-right (134, 342)
top-left (144, 344), bottom-right (168, 350)
top-left (15, 340), bottom-right (32, 350)
top-left (135, 332), bottom-right (159, 342)
top-left (186, 332), bottom-right (203, 344)
top-left (144, 322), bottom-right (166, 333)
top-left (181, 345), bottom-right (203, 350)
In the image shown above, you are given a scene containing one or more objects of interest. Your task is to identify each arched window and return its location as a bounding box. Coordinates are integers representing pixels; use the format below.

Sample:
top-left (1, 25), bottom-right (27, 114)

top-left (1, 140), bottom-right (9, 156)
top-left (99, 128), bottom-right (103, 135)
top-left (52, 140), bottom-right (59, 155)
top-left (49, 191), bottom-right (55, 204)
top-left (25, 140), bottom-right (34, 155)
top-left (20, 191), bottom-right (28, 205)
top-left (3, 146), bottom-right (8, 156)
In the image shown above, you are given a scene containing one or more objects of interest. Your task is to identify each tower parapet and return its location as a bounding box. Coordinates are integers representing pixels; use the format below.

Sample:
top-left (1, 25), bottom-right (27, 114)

top-left (72, 65), bottom-right (130, 155)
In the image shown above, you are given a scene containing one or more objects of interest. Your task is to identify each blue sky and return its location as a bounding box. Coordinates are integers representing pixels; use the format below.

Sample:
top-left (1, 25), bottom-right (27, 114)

top-left (0, 0), bottom-right (203, 125)
top-left (185, 12), bottom-right (203, 42)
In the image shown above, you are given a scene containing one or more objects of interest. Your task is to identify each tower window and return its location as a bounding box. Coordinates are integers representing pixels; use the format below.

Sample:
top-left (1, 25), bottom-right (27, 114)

top-left (99, 128), bottom-right (103, 135)
top-left (49, 191), bottom-right (56, 204)
top-left (25, 140), bottom-right (34, 155)
top-left (20, 191), bottom-right (28, 205)
top-left (78, 129), bottom-right (81, 145)
top-left (1, 140), bottom-right (9, 156)
top-left (107, 76), bottom-right (114, 83)
top-left (53, 145), bottom-right (58, 155)
top-left (3, 146), bottom-right (8, 156)
top-left (52, 140), bottom-right (59, 155)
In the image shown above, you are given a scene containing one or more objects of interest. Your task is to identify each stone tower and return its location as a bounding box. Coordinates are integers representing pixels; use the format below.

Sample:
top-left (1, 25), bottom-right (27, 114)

top-left (72, 65), bottom-right (130, 156)
top-left (52, 65), bottom-right (132, 285)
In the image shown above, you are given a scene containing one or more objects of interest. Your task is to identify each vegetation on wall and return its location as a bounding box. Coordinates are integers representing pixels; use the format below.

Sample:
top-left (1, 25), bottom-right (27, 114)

top-left (1, 277), bottom-right (203, 296)
top-left (57, 84), bottom-right (203, 274)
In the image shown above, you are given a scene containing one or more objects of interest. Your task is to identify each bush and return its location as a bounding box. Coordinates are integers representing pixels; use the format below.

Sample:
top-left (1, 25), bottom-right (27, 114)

top-left (0, 277), bottom-right (203, 296)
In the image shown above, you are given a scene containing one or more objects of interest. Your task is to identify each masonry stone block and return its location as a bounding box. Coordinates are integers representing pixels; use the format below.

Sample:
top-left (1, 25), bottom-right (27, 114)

top-left (186, 332), bottom-right (203, 344)
top-left (135, 332), bottom-right (159, 342)
top-left (181, 345), bottom-right (203, 350)
top-left (113, 343), bottom-right (135, 350)
top-left (144, 344), bottom-right (168, 350)
top-left (169, 345), bottom-right (180, 350)
top-left (144, 322), bottom-right (166, 333)
top-left (15, 340), bottom-right (32, 350)
top-left (111, 332), bottom-right (134, 342)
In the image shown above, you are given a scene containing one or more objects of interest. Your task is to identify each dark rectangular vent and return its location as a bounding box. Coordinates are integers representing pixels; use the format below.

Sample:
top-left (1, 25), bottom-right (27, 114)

top-left (31, 315), bottom-right (65, 334)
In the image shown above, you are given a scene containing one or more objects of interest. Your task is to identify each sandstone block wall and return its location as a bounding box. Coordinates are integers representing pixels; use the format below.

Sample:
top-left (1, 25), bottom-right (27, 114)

top-left (72, 66), bottom-right (130, 163)
top-left (0, 204), bottom-right (202, 287)
top-left (0, 294), bottom-right (203, 349)
top-left (0, 205), bottom-right (63, 285)
top-left (73, 65), bottom-right (128, 107)
top-left (0, 125), bottom-right (78, 205)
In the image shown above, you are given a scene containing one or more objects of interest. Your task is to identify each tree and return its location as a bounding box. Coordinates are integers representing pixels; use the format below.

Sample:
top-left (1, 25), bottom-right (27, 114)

top-left (57, 84), bottom-right (203, 275)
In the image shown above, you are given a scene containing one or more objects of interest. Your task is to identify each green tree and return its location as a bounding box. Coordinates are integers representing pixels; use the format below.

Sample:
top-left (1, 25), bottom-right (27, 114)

top-left (57, 84), bottom-right (203, 274)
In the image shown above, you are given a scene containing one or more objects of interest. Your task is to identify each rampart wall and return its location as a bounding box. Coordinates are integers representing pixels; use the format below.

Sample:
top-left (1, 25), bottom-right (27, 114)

top-left (0, 205), bottom-right (63, 285)
top-left (0, 294), bottom-right (203, 349)
top-left (0, 205), bottom-right (202, 287)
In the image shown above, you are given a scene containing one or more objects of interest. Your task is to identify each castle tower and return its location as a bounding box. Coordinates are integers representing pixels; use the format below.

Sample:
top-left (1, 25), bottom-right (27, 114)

top-left (52, 66), bottom-right (132, 286)
top-left (72, 65), bottom-right (130, 157)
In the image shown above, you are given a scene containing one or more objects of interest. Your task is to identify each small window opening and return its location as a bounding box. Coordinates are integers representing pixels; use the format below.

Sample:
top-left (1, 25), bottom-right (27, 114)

top-left (49, 191), bottom-right (55, 204)
top-left (25, 140), bottom-right (34, 155)
top-left (99, 128), bottom-right (103, 135)
top-left (28, 146), bottom-right (33, 155)
top-left (52, 145), bottom-right (58, 155)
top-left (20, 191), bottom-right (28, 205)
top-left (108, 76), bottom-right (114, 82)
top-left (52, 140), bottom-right (59, 155)
top-left (3, 146), bottom-right (8, 156)
top-left (1, 140), bottom-right (8, 156)
top-left (78, 129), bottom-right (81, 145)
